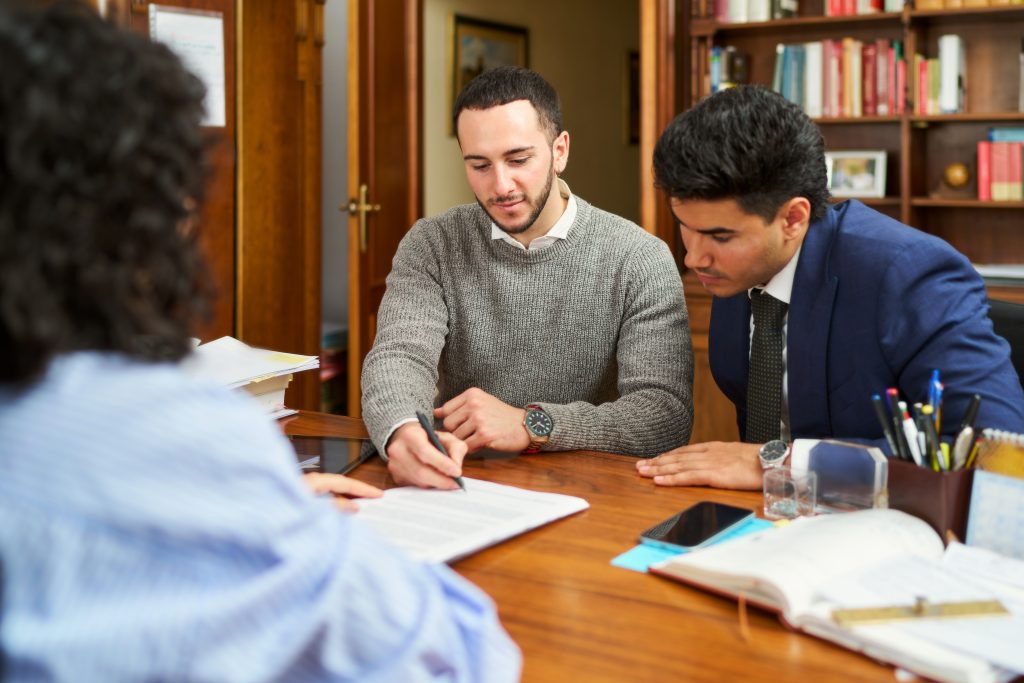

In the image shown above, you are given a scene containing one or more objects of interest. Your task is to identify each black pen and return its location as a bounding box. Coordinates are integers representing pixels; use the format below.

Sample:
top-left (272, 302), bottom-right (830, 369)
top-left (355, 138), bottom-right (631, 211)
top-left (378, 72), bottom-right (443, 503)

top-left (959, 394), bottom-right (982, 431)
top-left (416, 411), bottom-right (466, 491)
top-left (871, 394), bottom-right (900, 457)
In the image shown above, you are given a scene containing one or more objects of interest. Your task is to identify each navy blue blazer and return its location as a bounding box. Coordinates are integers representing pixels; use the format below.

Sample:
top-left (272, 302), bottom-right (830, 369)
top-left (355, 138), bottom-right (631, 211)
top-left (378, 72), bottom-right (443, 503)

top-left (709, 200), bottom-right (1024, 448)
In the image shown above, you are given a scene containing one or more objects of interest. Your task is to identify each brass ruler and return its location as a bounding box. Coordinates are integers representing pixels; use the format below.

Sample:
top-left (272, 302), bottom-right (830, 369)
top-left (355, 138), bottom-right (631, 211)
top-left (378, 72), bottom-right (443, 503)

top-left (832, 598), bottom-right (1009, 627)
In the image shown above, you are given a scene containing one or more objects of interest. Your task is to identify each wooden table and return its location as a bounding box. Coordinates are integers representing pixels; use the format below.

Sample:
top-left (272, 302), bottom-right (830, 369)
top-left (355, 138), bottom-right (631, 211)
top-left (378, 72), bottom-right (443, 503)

top-left (281, 412), bottom-right (893, 683)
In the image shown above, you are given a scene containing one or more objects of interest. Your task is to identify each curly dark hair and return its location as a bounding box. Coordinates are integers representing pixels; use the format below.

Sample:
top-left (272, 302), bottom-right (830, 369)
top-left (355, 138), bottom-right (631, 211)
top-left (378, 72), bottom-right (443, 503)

top-left (0, 0), bottom-right (212, 386)
top-left (452, 66), bottom-right (562, 142)
top-left (653, 85), bottom-right (831, 222)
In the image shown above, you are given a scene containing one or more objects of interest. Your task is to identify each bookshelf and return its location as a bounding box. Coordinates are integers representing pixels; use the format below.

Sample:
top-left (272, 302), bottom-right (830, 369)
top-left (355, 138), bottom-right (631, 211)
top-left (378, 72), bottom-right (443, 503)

top-left (685, 4), bottom-right (1024, 264)
top-left (681, 4), bottom-right (1024, 443)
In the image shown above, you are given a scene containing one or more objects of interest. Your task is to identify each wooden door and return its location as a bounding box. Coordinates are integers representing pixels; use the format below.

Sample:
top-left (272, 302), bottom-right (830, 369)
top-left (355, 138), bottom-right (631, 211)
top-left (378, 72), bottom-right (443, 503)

top-left (346, 0), bottom-right (422, 418)
top-left (235, 1), bottom-right (324, 411)
top-left (108, 1), bottom-right (324, 411)
top-left (116, 0), bottom-right (236, 342)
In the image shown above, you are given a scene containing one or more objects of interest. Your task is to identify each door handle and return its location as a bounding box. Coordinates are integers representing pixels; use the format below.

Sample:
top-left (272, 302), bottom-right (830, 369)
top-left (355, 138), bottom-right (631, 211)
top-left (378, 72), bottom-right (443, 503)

top-left (344, 183), bottom-right (381, 253)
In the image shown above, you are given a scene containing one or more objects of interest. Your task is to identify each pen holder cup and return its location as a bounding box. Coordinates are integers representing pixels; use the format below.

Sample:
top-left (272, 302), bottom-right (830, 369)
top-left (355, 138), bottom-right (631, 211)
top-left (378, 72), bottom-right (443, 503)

top-left (887, 459), bottom-right (975, 543)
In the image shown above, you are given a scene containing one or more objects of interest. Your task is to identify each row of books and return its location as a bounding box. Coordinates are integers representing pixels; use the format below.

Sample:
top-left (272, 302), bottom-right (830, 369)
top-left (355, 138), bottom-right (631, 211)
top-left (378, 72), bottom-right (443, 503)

top-left (696, 0), bottom-right (799, 21)
top-left (977, 141), bottom-right (1024, 201)
top-left (770, 38), bottom-right (906, 119)
top-left (823, 0), bottom-right (902, 15)
top-left (694, 0), bottom-right (1019, 19)
top-left (912, 35), bottom-right (965, 115)
top-left (698, 0), bottom-right (901, 20)
top-left (182, 336), bottom-right (320, 419)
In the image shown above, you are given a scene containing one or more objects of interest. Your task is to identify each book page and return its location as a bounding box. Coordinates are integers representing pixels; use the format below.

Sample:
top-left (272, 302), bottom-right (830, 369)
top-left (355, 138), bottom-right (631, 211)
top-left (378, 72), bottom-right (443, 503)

top-left (943, 542), bottom-right (1024, 593)
top-left (654, 509), bottom-right (943, 616)
top-left (353, 478), bottom-right (589, 563)
top-left (805, 553), bottom-right (1024, 679)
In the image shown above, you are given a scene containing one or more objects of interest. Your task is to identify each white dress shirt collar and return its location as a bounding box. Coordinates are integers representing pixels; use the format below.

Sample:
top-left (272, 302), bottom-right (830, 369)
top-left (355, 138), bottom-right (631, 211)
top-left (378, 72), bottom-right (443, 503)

top-left (749, 243), bottom-right (803, 304)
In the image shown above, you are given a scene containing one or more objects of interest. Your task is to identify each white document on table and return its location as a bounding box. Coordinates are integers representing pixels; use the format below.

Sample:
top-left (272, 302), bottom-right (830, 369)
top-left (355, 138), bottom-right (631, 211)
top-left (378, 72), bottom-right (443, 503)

top-left (353, 478), bottom-right (589, 563)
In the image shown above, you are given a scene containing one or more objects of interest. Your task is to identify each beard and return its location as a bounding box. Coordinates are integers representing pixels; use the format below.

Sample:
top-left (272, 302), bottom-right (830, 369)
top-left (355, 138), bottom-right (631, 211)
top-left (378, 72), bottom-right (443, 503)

top-left (479, 165), bottom-right (555, 236)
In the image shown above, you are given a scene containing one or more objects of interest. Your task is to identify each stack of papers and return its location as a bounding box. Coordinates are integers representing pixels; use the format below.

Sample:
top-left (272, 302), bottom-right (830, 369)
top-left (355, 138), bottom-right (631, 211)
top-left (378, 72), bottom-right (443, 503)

top-left (182, 336), bottom-right (319, 419)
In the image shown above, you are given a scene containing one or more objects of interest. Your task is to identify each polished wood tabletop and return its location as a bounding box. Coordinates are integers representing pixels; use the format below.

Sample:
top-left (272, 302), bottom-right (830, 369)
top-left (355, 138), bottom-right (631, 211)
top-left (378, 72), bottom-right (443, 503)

top-left (281, 412), bottom-right (893, 683)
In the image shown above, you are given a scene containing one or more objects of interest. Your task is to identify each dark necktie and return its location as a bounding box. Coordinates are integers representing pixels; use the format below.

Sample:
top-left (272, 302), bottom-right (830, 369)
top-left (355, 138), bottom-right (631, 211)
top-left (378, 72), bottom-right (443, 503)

top-left (746, 289), bottom-right (788, 443)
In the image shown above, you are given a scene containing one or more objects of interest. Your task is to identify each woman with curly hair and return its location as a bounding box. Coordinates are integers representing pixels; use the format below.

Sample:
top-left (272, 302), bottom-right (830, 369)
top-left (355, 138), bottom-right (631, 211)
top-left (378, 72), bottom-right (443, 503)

top-left (0, 3), bottom-right (520, 681)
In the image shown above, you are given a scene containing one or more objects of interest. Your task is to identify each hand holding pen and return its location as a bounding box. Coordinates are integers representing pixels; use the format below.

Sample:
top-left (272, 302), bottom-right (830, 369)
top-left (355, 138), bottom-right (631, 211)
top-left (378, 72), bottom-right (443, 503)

top-left (417, 411), bottom-right (467, 491)
top-left (384, 414), bottom-right (468, 489)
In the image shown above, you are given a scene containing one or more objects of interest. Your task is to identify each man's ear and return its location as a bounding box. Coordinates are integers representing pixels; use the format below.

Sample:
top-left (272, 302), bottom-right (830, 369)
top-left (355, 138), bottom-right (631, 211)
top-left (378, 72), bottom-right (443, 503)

top-left (779, 197), bottom-right (811, 242)
top-left (552, 130), bottom-right (570, 175)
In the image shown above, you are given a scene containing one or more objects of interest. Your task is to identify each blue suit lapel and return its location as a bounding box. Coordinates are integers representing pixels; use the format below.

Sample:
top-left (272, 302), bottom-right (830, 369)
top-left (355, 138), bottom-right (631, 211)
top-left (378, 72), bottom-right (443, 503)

top-left (788, 208), bottom-right (840, 438)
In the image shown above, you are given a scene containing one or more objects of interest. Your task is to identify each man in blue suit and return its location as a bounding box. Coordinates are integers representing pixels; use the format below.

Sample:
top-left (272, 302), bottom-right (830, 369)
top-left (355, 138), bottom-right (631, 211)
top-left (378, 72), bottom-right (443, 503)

top-left (637, 85), bottom-right (1024, 490)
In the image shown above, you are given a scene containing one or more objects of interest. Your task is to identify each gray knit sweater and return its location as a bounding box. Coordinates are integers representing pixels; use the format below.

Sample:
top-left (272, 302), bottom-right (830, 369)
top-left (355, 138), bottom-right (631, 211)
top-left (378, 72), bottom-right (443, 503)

top-left (361, 196), bottom-right (694, 457)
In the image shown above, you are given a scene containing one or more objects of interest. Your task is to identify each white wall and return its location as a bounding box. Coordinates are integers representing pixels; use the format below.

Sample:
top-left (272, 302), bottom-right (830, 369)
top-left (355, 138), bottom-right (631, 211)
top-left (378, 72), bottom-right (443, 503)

top-left (321, 0), bottom-right (349, 334)
top-left (422, 0), bottom-right (640, 221)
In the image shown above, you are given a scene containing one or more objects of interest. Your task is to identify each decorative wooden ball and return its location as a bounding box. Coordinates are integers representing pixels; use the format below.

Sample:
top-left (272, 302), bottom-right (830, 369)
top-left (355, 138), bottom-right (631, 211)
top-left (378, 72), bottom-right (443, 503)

top-left (943, 162), bottom-right (970, 189)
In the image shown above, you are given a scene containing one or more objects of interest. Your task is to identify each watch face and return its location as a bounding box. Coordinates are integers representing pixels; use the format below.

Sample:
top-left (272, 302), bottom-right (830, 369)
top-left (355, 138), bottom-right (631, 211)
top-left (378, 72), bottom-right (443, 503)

top-left (760, 439), bottom-right (788, 464)
top-left (525, 408), bottom-right (553, 437)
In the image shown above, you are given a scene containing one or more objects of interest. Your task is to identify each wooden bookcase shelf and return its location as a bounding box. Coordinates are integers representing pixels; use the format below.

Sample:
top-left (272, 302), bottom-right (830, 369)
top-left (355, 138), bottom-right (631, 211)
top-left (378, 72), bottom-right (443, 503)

top-left (912, 198), bottom-right (1024, 209)
top-left (910, 113), bottom-right (1024, 123)
top-left (818, 115), bottom-right (902, 124)
top-left (684, 3), bottom-right (1024, 266)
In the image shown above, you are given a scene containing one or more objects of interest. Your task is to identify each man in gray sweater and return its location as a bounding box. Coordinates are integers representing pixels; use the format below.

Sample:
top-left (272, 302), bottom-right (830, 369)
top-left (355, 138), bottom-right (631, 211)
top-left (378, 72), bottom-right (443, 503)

top-left (361, 67), bottom-right (693, 488)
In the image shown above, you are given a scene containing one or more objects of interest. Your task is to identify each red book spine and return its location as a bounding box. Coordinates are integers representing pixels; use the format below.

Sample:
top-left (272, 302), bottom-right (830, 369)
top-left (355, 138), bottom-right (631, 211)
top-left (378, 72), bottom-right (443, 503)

top-left (992, 142), bottom-right (1010, 201)
top-left (886, 45), bottom-right (896, 115)
top-left (978, 141), bottom-right (992, 201)
top-left (917, 57), bottom-right (929, 115)
top-left (896, 58), bottom-right (906, 114)
top-left (876, 39), bottom-right (889, 116)
top-left (1009, 142), bottom-right (1023, 201)
top-left (863, 42), bottom-right (878, 116)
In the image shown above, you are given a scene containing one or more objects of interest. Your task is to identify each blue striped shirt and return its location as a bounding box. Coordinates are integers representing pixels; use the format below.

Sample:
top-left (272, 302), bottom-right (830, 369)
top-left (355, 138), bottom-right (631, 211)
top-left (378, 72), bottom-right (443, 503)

top-left (0, 353), bottom-right (521, 682)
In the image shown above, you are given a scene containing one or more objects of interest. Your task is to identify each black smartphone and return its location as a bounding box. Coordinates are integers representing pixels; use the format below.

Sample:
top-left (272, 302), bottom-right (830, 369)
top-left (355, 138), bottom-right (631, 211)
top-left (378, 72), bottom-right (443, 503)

top-left (639, 502), bottom-right (754, 552)
top-left (288, 435), bottom-right (377, 476)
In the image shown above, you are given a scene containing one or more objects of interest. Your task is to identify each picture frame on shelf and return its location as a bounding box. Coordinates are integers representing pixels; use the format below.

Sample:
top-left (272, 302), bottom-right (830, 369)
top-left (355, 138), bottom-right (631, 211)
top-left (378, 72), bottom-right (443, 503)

top-left (826, 150), bottom-right (887, 199)
top-left (450, 15), bottom-right (528, 135)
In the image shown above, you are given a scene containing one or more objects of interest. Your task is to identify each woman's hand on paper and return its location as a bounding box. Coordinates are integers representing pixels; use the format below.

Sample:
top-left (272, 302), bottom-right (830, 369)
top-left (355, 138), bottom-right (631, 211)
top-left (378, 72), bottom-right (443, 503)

top-left (303, 472), bottom-right (383, 512)
top-left (636, 441), bottom-right (764, 490)
top-left (386, 422), bottom-right (467, 490)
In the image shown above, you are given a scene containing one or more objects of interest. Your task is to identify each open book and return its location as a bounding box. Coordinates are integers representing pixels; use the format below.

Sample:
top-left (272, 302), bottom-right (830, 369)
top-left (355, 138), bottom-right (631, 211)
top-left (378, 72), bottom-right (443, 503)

top-left (651, 509), bottom-right (1024, 683)
top-left (353, 478), bottom-right (588, 563)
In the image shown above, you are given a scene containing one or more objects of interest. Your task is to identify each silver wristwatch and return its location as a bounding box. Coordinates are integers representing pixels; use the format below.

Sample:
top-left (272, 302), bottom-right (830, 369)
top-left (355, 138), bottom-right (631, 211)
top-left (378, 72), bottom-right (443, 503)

top-left (758, 439), bottom-right (789, 470)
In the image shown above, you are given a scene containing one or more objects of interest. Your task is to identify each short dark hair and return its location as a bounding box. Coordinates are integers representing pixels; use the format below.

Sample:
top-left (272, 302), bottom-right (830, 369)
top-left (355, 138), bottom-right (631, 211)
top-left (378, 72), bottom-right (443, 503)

top-left (452, 66), bottom-right (562, 142)
top-left (0, 0), bottom-right (212, 386)
top-left (653, 85), bottom-right (831, 222)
